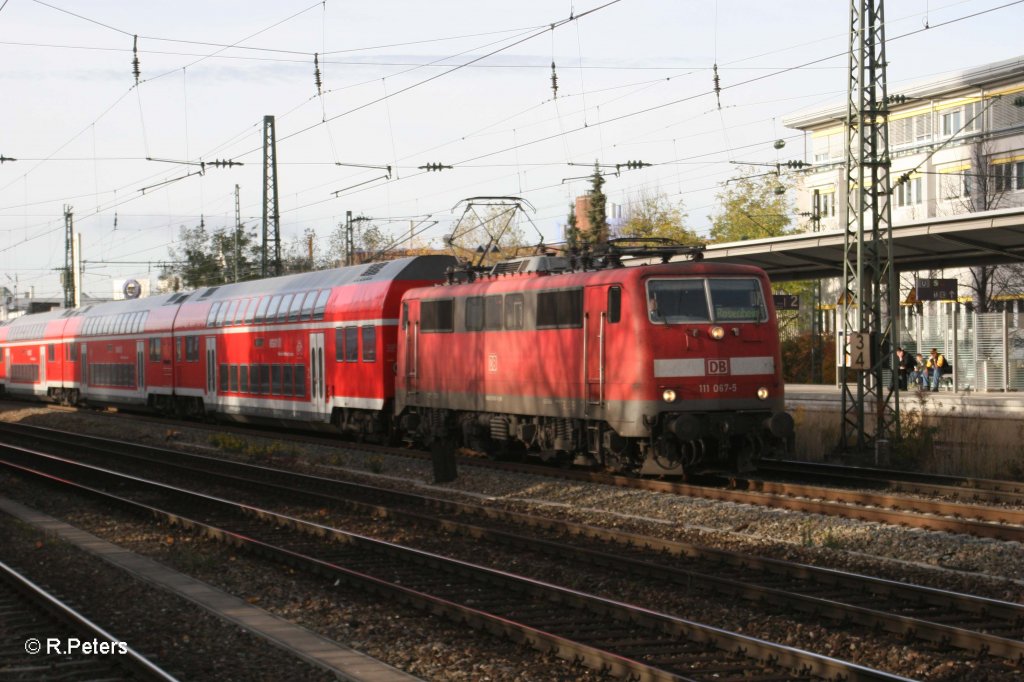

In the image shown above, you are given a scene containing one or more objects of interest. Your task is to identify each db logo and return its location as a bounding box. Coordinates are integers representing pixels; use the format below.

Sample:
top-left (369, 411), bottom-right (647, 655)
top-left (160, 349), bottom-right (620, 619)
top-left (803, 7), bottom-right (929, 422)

top-left (488, 353), bottom-right (498, 373)
top-left (706, 359), bottom-right (730, 375)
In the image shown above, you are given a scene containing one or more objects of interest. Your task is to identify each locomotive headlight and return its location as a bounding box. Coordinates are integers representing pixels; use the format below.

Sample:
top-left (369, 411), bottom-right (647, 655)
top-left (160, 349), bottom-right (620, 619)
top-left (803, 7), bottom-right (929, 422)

top-left (709, 326), bottom-right (725, 340)
top-left (662, 389), bottom-right (677, 403)
top-left (756, 386), bottom-right (769, 400)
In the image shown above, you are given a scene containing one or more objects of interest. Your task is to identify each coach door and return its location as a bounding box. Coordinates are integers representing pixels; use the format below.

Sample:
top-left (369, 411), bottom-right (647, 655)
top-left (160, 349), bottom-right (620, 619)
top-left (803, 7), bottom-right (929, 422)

top-left (136, 340), bottom-right (145, 393)
top-left (309, 333), bottom-right (327, 418)
top-left (205, 337), bottom-right (217, 397)
top-left (583, 287), bottom-right (609, 412)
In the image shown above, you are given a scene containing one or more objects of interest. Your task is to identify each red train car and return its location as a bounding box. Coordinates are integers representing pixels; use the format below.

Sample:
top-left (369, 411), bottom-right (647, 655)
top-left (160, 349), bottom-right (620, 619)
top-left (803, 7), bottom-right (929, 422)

top-left (170, 254), bottom-right (455, 432)
top-left (395, 249), bottom-right (793, 475)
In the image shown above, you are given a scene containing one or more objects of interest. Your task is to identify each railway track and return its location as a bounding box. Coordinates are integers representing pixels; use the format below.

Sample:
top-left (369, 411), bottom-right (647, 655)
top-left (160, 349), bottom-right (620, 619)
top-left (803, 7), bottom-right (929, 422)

top-left (16, 403), bottom-right (1024, 539)
top-left (0, 438), bottom-right (914, 682)
top-left (0, 559), bottom-right (177, 682)
top-left (758, 458), bottom-right (1024, 505)
top-left (3, 422), bottom-right (1024, 666)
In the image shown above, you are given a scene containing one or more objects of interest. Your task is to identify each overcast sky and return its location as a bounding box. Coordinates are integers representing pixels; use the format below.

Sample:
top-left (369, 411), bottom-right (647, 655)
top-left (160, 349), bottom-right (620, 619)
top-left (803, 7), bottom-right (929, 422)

top-left (1, 0), bottom-right (1022, 299)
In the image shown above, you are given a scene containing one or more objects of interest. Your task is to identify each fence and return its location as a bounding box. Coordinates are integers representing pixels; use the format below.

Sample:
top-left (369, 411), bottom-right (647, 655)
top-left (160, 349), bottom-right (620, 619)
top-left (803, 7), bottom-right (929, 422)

top-left (891, 304), bottom-right (1024, 391)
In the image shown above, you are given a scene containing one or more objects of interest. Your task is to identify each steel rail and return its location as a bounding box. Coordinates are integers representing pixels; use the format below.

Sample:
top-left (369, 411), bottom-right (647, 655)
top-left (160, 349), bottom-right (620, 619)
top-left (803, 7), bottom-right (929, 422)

top-left (0, 560), bottom-right (179, 682)
top-left (0, 443), bottom-right (913, 682)
top-left (4, 422), bottom-right (1024, 663)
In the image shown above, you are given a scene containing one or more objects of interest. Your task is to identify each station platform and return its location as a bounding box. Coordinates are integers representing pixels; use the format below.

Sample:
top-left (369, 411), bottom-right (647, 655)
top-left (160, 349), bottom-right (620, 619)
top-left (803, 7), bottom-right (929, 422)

top-left (785, 383), bottom-right (1024, 418)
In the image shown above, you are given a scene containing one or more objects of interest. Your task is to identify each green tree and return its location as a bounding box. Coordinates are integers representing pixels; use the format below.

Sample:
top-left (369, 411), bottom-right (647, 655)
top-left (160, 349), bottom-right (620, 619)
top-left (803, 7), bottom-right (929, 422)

top-left (165, 222), bottom-right (259, 289)
top-left (585, 161), bottom-right (609, 245)
top-left (709, 169), bottom-right (793, 243)
top-left (564, 203), bottom-right (580, 249)
top-left (614, 190), bottom-right (699, 244)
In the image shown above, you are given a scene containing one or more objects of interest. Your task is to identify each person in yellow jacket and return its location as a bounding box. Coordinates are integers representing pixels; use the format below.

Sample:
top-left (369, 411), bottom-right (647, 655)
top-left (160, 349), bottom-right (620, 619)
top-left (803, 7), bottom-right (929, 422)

top-left (925, 348), bottom-right (947, 392)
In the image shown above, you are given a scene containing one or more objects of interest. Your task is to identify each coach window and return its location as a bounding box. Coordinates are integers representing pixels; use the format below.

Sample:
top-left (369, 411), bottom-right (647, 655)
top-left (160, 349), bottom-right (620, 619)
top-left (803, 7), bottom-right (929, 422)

top-left (299, 291), bottom-right (317, 320)
top-left (361, 326), bottom-right (376, 362)
top-left (244, 298), bottom-right (259, 324)
top-left (312, 290), bottom-right (330, 320)
top-left (504, 294), bottom-right (524, 330)
top-left (421, 299), bottom-right (454, 332)
top-left (67, 343), bottom-right (78, 362)
top-left (536, 289), bottom-right (583, 329)
top-left (234, 299), bottom-right (250, 325)
top-left (239, 365), bottom-right (249, 392)
top-left (149, 338), bottom-right (161, 361)
top-left (47, 344), bottom-right (55, 362)
top-left (276, 294), bottom-right (294, 322)
top-left (185, 336), bottom-right (200, 362)
top-left (344, 327), bottom-right (359, 362)
top-left (287, 293), bottom-right (304, 322)
top-left (282, 364), bottom-right (294, 396)
top-left (260, 365), bottom-right (271, 394)
top-left (608, 286), bottom-right (621, 324)
top-left (271, 365), bottom-right (282, 394)
top-left (254, 296), bottom-right (272, 323)
top-left (115, 315), bottom-right (126, 334)
top-left (224, 300), bottom-right (240, 326)
top-left (216, 302), bottom-right (231, 326)
top-left (265, 295), bottom-right (284, 323)
top-left (484, 295), bottom-right (503, 331)
top-left (334, 328), bottom-right (345, 361)
top-left (219, 364), bottom-right (229, 392)
top-left (465, 297), bottom-right (484, 331)
top-left (294, 364), bottom-right (307, 397)
top-left (175, 338), bottom-right (182, 362)
top-left (229, 365), bottom-right (239, 392)
top-left (207, 302), bottom-right (222, 327)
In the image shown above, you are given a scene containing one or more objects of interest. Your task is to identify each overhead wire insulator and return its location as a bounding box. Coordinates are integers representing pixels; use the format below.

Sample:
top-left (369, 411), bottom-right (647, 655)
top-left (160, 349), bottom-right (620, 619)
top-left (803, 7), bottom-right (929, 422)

top-left (418, 163), bottom-right (452, 172)
top-left (132, 35), bottom-right (141, 85)
top-left (550, 61), bottom-right (558, 99)
top-left (314, 53), bottom-right (323, 96)
top-left (712, 62), bottom-right (721, 110)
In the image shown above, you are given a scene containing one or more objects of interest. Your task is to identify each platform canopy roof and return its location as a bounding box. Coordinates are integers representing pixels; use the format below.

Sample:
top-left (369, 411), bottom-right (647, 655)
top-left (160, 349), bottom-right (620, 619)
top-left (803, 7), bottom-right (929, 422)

top-left (700, 206), bottom-right (1024, 283)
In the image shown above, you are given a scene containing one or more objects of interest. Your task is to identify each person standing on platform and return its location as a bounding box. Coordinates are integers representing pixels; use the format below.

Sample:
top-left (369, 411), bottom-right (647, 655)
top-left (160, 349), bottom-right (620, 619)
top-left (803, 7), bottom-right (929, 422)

top-left (925, 348), bottom-right (947, 391)
top-left (895, 347), bottom-right (914, 390)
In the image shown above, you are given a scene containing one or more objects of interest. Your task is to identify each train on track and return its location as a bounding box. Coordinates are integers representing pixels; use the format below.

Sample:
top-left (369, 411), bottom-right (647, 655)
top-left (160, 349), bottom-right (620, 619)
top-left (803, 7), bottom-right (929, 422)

top-left (0, 241), bottom-right (793, 476)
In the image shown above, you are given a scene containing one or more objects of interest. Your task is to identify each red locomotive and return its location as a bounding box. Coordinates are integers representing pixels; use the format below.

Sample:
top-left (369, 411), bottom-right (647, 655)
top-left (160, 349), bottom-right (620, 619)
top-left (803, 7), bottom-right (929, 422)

top-left (0, 244), bottom-right (792, 476)
top-left (395, 243), bottom-right (793, 475)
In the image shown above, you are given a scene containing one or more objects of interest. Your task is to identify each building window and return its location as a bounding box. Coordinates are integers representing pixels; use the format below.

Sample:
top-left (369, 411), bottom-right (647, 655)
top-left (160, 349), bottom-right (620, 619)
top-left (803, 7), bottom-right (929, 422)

top-left (896, 177), bottom-right (923, 207)
top-left (816, 191), bottom-right (836, 218)
top-left (941, 109), bottom-right (961, 137)
top-left (994, 163), bottom-right (1013, 192)
top-left (964, 100), bottom-right (983, 133)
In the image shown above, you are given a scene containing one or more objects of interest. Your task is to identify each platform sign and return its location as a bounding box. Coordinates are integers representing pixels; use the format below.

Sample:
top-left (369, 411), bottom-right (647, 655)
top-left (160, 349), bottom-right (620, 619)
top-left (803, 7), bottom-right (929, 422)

top-left (915, 278), bottom-right (957, 301)
top-left (841, 332), bottom-right (872, 370)
top-left (772, 294), bottom-right (800, 311)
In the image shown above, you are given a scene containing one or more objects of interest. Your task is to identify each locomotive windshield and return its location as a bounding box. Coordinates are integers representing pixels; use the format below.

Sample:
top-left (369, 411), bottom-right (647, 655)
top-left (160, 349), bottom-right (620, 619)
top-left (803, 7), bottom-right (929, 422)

top-left (647, 278), bottom-right (766, 324)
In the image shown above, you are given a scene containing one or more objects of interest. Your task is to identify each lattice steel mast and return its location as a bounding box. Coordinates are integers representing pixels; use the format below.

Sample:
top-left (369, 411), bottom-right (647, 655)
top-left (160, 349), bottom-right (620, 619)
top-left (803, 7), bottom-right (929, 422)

top-left (840, 0), bottom-right (900, 455)
top-left (261, 115), bottom-right (281, 277)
